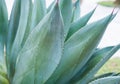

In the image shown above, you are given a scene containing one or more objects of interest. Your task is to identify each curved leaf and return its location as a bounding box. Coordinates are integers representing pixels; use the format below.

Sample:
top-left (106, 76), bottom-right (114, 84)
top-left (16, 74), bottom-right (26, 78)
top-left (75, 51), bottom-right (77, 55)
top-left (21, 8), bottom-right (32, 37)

top-left (46, 12), bottom-right (114, 84)
top-left (59, 0), bottom-right (72, 37)
top-left (7, 0), bottom-right (21, 53)
top-left (77, 44), bottom-right (120, 84)
top-left (72, 0), bottom-right (80, 22)
top-left (13, 3), bottom-right (64, 84)
top-left (6, 0), bottom-right (21, 78)
top-left (89, 76), bottom-right (120, 84)
top-left (21, 0), bottom-right (33, 47)
top-left (8, 0), bottom-right (32, 80)
top-left (70, 46), bottom-right (114, 83)
top-left (0, 0), bottom-right (8, 65)
top-left (30, 0), bottom-right (46, 31)
top-left (66, 7), bottom-right (96, 40)
top-left (91, 72), bottom-right (120, 82)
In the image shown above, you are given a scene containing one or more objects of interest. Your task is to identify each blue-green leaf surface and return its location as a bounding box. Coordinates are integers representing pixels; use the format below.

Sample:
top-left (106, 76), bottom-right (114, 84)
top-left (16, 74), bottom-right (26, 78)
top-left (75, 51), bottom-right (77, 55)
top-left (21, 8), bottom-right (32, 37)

top-left (0, 0), bottom-right (8, 83)
top-left (77, 44), bottom-right (120, 84)
top-left (21, 0), bottom-right (33, 47)
top-left (13, 3), bottom-right (64, 84)
top-left (70, 46), bottom-right (114, 83)
top-left (30, 0), bottom-right (46, 31)
top-left (7, 0), bottom-right (21, 53)
top-left (59, 0), bottom-right (72, 37)
top-left (66, 7), bottom-right (96, 40)
top-left (6, 0), bottom-right (21, 78)
top-left (46, 13), bottom-right (114, 84)
top-left (0, 0), bottom-right (8, 65)
top-left (8, 0), bottom-right (32, 80)
top-left (89, 76), bottom-right (120, 84)
top-left (72, 0), bottom-right (80, 22)
top-left (91, 72), bottom-right (120, 82)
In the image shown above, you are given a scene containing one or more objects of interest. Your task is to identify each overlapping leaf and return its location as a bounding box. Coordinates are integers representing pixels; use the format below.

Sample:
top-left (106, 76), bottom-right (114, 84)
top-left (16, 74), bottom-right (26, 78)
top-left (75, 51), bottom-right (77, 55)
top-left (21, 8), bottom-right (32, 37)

top-left (0, 0), bottom-right (8, 65)
top-left (30, 0), bottom-right (46, 31)
top-left (66, 7), bottom-right (96, 40)
top-left (72, 0), bottom-right (80, 22)
top-left (59, 0), bottom-right (72, 37)
top-left (70, 46), bottom-right (117, 83)
top-left (89, 76), bottom-right (120, 84)
top-left (91, 72), bottom-right (120, 82)
top-left (7, 0), bottom-right (21, 53)
top-left (0, 0), bottom-right (119, 84)
top-left (13, 2), bottom-right (64, 84)
top-left (77, 44), bottom-right (120, 84)
top-left (8, 0), bottom-right (32, 80)
top-left (0, 0), bottom-right (8, 83)
top-left (6, 0), bottom-right (21, 78)
top-left (46, 13), bottom-right (114, 84)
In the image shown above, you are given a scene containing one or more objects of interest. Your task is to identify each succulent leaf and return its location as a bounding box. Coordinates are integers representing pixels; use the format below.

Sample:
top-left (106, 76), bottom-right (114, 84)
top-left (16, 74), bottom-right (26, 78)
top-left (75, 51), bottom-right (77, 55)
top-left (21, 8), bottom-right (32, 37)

top-left (72, 0), bottom-right (80, 22)
top-left (0, 0), bottom-right (120, 84)
top-left (89, 76), bottom-right (120, 84)
top-left (7, 0), bottom-right (21, 53)
top-left (21, 1), bottom-right (33, 46)
top-left (13, 3), bottom-right (64, 84)
top-left (77, 44), bottom-right (120, 84)
top-left (59, 0), bottom-right (72, 37)
top-left (30, 0), bottom-right (46, 31)
top-left (46, 12), bottom-right (114, 84)
top-left (0, 0), bottom-right (8, 65)
top-left (70, 46), bottom-right (114, 83)
top-left (91, 72), bottom-right (120, 82)
top-left (66, 7), bottom-right (96, 40)
top-left (8, 0), bottom-right (32, 80)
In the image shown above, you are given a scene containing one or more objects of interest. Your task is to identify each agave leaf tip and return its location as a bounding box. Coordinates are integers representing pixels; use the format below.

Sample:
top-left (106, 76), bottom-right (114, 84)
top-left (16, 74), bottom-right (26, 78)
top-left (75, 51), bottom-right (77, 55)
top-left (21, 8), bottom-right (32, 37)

top-left (56, 0), bottom-right (59, 4)
top-left (111, 7), bottom-right (120, 15)
top-left (114, 8), bottom-right (120, 14)
top-left (117, 43), bottom-right (120, 48)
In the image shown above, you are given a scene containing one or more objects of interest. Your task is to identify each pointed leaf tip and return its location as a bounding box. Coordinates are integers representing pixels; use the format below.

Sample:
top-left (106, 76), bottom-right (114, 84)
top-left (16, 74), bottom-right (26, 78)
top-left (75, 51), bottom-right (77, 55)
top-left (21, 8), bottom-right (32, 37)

top-left (57, 0), bottom-right (59, 3)
top-left (117, 44), bottom-right (120, 48)
top-left (111, 7), bottom-right (120, 15)
top-left (94, 5), bottom-right (98, 11)
top-left (112, 8), bottom-right (119, 15)
top-left (13, 2), bottom-right (64, 83)
top-left (56, 0), bottom-right (59, 6)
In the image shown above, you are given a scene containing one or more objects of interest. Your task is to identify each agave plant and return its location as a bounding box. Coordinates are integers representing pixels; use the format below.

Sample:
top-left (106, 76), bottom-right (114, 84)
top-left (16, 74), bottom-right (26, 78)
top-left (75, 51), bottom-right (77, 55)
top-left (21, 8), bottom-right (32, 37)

top-left (0, 0), bottom-right (120, 84)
